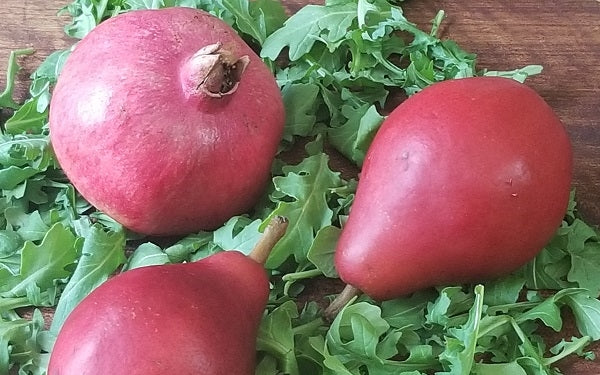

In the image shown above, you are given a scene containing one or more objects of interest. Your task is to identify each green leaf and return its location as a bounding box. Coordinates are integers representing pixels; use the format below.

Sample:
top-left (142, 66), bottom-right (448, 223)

top-left (522, 243), bottom-right (572, 290)
top-left (515, 296), bottom-right (564, 332)
top-left (438, 285), bottom-right (485, 374)
top-left (60, 0), bottom-right (123, 39)
top-left (250, 0), bottom-right (287, 39)
top-left (164, 232), bottom-right (214, 263)
top-left (125, 242), bottom-right (170, 270)
top-left (326, 301), bottom-right (440, 373)
top-left (380, 290), bottom-right (434, 331)
top-left (544, 336), bottom-right (592, 366)
top-left (3, 97), bottom-right (48, 135)
top-left (0, 230), bottom-right (23, 257)
top-left (566, 220), bottom-right (600, 295)
top-left (0, 309), bottom-right (47, 374)
top-left (280, 83), bottom-right (321, 141)
top-left (261, 3), bottom-right (358, 61)
top-left (426, 286), bottom-right (474, 327)
top-left (327, 104), bottom-right (384, 166)
top-left (563, 293), bottom-right (600, 340)
top-left (473, 361), bottom-right (528, 375)
top-left (50, 223), bottom-right (126, 333)
top-left (255, 355), bottom-right (279, 375)
top-left (327, 301), bottom-right (390, 361)
top-left (0, 166), bottom-right (39, 190)
top-left (216, 0), bottom-right (286, 45)
top-left (29, 49), bottom-right (70, 113)
top-left (212, 216), bottom-right (263, 255)
top-left (483, 275), bottom-right (526, 307)
top-left (125, 0), bottom-right (163, 9)
top-left (265, 152), bottom-right (344, 268)
top-left (306, 225), bottom-right (340, 278)
top-left (1, 223), bottom-right (78, 297)
top-left (0, 49), bottom-right (34, 111)
top-left (257, 300), bottom-right (300, 375)
top-left (483, 65), bottom-right (544, 83)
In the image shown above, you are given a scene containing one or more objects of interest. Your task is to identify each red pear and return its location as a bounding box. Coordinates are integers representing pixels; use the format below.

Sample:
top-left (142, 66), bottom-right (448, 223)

top-left (47, 216), bottom-right (288, 375)
top-left (334, 77), bottom-right (572, 302)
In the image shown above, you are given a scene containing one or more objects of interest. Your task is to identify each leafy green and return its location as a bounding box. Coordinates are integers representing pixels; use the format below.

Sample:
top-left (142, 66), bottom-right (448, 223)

top-left (0, 223), bottom-right (78, 298)
top-left (265, 141), bottom-right (348, 269)
top-left (28, 49), bottom-right (70, 113)
top-left (0, 49), bottom-right (34, 111)
top-left (49, 223), bottom-right (126, 334)
top-left (262, 0), bottom-right (540, 165)
top-left (1, 0), bottom-right (598, 374)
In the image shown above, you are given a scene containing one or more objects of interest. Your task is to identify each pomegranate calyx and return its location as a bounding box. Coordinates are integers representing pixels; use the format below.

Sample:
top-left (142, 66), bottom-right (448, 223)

top-left (184, 42), bottom-right (250, 98)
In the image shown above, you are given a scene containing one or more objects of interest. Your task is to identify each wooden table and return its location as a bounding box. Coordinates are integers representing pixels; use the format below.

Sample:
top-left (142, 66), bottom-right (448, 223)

top-left (1, 0), bottom-right (599, 373)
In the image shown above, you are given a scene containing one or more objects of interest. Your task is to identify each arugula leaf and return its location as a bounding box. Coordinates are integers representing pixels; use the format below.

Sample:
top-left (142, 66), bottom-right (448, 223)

top-left (306, 225), bottom-right (340, 278)
top-left (216, 0), bottom-right (286, 46)
top-left (3, 97), bottom-right (48, 135)
top-left (563, 293), bottom-right (600, 340)
top-left (262, 3), bottom-right (357, 61)
top-left (544, 336), bottom-right (592, 366)
top-left (0, 223), bottom-right (79, 298)
top-left (257, 300), bottom-right (301, 375)
top-left (280, 83), bottom-right (321, 142)
top-left (566, 220), bottom-right (600, 295)
top-left (60, 0), bottom-right (124, 39)
top-left (0, 309), bottom-right (48, 374)
top-left (437, 285), bottom-right (484, 374)
top-left (380, 290), bottom-right (435, 331)
top-left (326, 301), bottom-right (441, 373)
top-left (265, 148), bottom-right (345, 269)
top-left (0, 49), bottom-right (34, 111)
top-left (212, 216), bottom-right (263, 255)
top-left (124, 242), bottom-right (170, 270)
top-left (483, 275), bottom-right (526, 307)
top-left (472, 361), bottom-right (528, 375)
top-left (327, 104), bottom-right (384, 166)
top-left (28, 49), bottom-right (70, 113)
top-left (50, 223), bottom-right (126, 334)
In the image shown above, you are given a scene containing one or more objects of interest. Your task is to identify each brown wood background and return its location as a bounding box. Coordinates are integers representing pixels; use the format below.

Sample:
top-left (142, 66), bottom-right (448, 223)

top-left (1, 0), bottom-right (599, 373)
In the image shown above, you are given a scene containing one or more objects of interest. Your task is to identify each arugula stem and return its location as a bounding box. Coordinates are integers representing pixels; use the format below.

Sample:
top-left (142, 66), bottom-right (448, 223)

top-left (0, 48), bottom-right (35, 110)
top-left (543, 336), bottom-right (591, 365)
top-left (486, 300), bottom-right (542, 316)
top-left (248, 216), bottom-right (289, 264)
top-left (256, 336), bottom-right (294, 358)
top-left (476, 315), bottom-right (512, 338)
top-left (510, 318), bottom-right (545, 364)
top-left (0, 293), bottom-right (49, 313)
top-left (323, 284), bottom-right (361, 321)
top-left (0, 296), bottom-right (30, 312)
top-left (282, 268), bottom-right (322, 282)
top-left (292, 317), bottom-right (324, 336)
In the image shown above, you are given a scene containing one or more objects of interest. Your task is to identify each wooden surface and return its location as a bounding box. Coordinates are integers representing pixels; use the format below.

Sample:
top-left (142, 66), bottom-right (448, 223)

top-left (1, 0), bottom-right (600, 373)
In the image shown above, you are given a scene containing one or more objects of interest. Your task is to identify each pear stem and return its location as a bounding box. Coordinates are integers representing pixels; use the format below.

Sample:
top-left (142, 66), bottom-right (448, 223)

top-left (248, 216), bottom-right (289, 265)
top-left (324, 284), bottom-right (361, 321)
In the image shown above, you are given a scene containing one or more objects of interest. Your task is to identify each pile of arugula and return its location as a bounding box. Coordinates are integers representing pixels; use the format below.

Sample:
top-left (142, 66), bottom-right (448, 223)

top-left (1, 0), bottom-right (599, 374)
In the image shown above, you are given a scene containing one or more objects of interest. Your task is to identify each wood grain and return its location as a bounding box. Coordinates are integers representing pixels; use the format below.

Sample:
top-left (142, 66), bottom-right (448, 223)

top-left (1, 0), bottom-right (600, 373)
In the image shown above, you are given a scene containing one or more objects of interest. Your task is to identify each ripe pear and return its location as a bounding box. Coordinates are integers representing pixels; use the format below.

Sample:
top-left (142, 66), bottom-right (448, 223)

top-left (333, 77), bottom-right (572, 303)
top-left (47, 216), bottom-right (288, 375)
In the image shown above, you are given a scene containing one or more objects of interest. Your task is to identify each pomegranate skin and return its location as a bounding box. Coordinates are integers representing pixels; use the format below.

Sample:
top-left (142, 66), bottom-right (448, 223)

top-left (47, 251), bottom-right (270, 375)
top-left (49, 8), bottom-right (284, 235)
top-left (335, 77), bottom-right (573, 301)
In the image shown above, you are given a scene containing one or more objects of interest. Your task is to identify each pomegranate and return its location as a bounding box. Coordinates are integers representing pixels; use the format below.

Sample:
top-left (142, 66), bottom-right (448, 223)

top-left (49, 8), bottom-right (284, 235)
